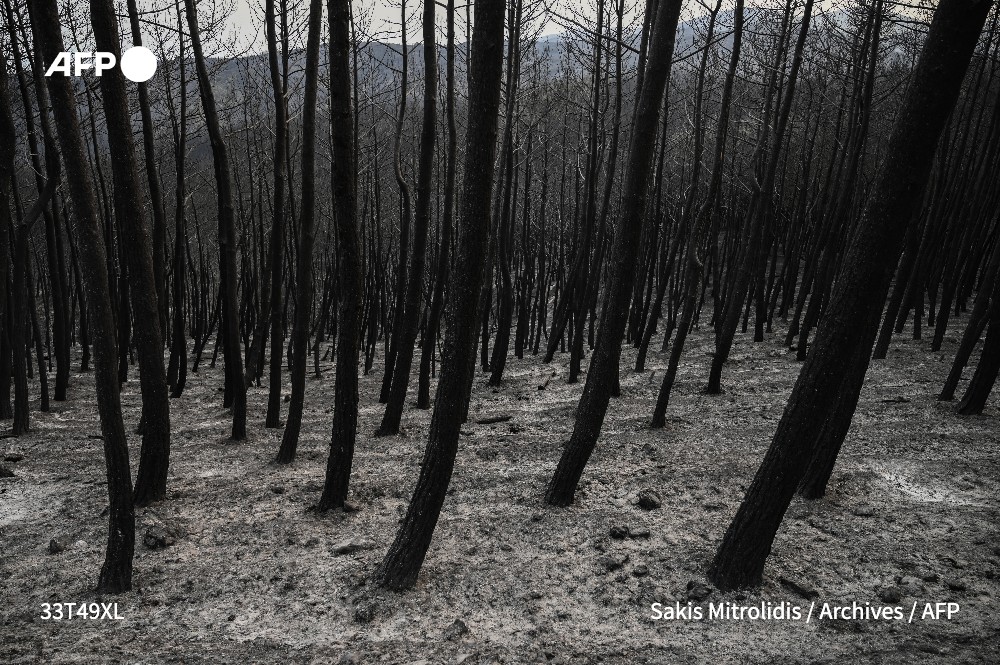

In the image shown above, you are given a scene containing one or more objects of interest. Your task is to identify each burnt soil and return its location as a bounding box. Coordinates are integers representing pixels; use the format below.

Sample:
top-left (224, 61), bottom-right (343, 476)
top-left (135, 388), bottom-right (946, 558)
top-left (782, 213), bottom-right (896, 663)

top-left (1, 321), bottom-right (998, 664)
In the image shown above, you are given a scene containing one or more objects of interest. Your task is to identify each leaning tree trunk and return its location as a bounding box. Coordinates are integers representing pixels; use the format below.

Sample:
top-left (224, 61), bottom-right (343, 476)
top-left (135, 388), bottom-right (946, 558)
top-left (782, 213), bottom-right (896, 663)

top-left (371, 0), bottom-right (505, 590)
top-left (125, 0), bottom-right (167, 333)
top-left (263, 0), bottom-right (288, 428)
top-left (652, 0), bottom-right (742, 427)
top-left (956, 273), bottom-right (1000, 415)
top-left (33, 0), bottom-right (136, 592)
top-left (318, 0), bottom-right (362, 510)
top-left (545, 0), bottom-right (684, 507)
top-left (940, 241), bottom-right (999, 401)
top-left (708, 0), bottom-right (994, 591)
top-left (417, 0), bottom-right (457, 410)
top-left (380, 0), bottom-right (414, 404)
top-left (184, 0), bottom-right (247, 440)
top-left (707, 0), bottom-right (812, 395)
top-left (91, 0), bottom-right (171, 507)
top-left (276, 0), bottom-right (324, 462)
top-left (377, 0), bottom-right (438, 436)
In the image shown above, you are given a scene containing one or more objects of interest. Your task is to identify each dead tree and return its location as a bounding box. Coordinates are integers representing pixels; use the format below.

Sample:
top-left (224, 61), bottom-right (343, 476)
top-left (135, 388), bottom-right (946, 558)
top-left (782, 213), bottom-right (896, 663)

top-left (318, 0), bottom-right (362, 510)
top-left (91, 0), bottom-right (171, 505)
top-left (652, 0), bottom-right (743, 427)
top-left (0, 50), bottom-right (23, 436)
top-left (417, 0), bottom-right (457, 409)
top-left (276, 0), bottom-right (324, 462)
top-left (125, 0), bottom-right (168, 332)
top-left (380, 0), bottom-right (414, 404)
top-left (184, 0), bottom-right (247, 440)
top-left (165, 0), bottom-right (188, 398)
top-left (956, 273), bottom-right (1000, 415)
top-left (262, 0), bottom-right (289, 427)
top-left (377, 0), bottom-right (438, 436)
top-left (33, 0), bottom-right (136, 592)
top-left (708, 0), bottom-right (995, 591)
top-left (372, 0), bottom-right (506, 589)
top-left (545, 0), bottom-right (684, 506)
top-left (708, 0), bottom-right (814, 395)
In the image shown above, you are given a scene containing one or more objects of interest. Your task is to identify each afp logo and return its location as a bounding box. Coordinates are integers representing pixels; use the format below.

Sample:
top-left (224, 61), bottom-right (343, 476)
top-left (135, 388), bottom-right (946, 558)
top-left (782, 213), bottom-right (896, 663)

top-left (44, 46), bottom-right (157, 82)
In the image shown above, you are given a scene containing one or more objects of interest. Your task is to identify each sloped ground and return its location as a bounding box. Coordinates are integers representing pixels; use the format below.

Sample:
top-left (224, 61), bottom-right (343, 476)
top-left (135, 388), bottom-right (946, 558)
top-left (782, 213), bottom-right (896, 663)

top-left (1, 320), bottom-right (998, 664)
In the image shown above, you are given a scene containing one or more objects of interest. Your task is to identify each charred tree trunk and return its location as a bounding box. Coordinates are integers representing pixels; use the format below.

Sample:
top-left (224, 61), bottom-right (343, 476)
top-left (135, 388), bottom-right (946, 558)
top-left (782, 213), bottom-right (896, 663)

top-left (545, 0), bottom-right (684, 506)
top-left (263, 0), bottom-right (288, 427)
top-left (652, 0), bottom-right (741, 427)
top-left (166, 0), bottom-right (188, 399)
top-left (708, 0), bottom-right (994, 590)
top-left (276, 0), bottom-right (324, 462)
top-left (318, 0), bottom-right (362, 510)
top-left (125, 0), bottom-right (167, 334)
top-left (91, 0), bottom-right (171, 506)
top-left (377, 0), bottom-right (438, 436)
top-left (184, 0), bottom-right (247, 440)
top-left (380, 2), bottom-right (414, 404)
top-left (417, 0), bottom-right (457, 410)
top-left (956, 274), bottom-right (1000, 415)
top-left (33, 0), bottom-right (136, 592)
top-left (372, 0), bottom-right (505, 589)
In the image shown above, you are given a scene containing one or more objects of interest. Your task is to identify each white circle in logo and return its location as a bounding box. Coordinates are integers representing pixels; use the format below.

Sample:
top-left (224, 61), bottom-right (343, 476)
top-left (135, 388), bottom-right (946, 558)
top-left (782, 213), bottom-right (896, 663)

top-left (120, 46), bottom-right (157, 83)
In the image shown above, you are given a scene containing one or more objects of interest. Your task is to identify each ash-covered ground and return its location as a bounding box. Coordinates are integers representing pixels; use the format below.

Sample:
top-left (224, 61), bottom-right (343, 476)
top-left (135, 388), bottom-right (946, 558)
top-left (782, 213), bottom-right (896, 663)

top-left (2, 322), bottom-right (998, 664)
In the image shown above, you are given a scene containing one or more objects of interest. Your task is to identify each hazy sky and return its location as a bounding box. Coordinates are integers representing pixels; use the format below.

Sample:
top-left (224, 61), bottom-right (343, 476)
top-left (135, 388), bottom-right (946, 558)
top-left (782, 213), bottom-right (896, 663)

top-left (151, 0), bottom-right (854, 58)
top-left (196, 0), bottom-right (601, 55)
top-left (220, 0), bottom-right (535, 53)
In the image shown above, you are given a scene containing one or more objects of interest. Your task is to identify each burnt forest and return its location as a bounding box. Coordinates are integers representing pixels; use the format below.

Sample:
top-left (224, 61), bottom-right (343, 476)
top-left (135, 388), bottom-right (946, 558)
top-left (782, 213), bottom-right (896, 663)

top-left (1, 0), bottom-right (999, 662)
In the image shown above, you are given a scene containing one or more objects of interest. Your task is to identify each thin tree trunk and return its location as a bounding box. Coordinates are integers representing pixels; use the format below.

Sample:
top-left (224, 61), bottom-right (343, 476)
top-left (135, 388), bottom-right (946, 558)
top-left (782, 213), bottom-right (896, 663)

top-left (91, 0), bottom-right (171, 506)
top-left (318, 0), bottom-right (362, 510)
top-left (33, 0), bottom-right (136, 592)
top-left (380, 1), bottom-right (414, 404)
top-left (417, 0), bottom-right (457, 410)
top-left (276, 0), bottom-right (324, 462)
top-left (184, 0), bottom-right (247, 440)
top-left (263, 0), bottom-right (288, 427)
top-left (371, 0), bottom-right (505, 589)
top-left (546, 0), bottom-right (684, 506)
top-left (377, 0), bottom-right (438, 436)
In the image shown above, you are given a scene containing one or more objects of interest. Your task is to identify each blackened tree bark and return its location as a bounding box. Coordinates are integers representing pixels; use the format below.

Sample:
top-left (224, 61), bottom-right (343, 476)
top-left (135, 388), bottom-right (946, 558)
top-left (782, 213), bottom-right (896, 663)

top-left (545, 0), bottom-right (684, 506)
top-left (0, 50), bottom-right (28, 436)
top-left (0, 54), bottom-right (10, 423)
top-left (652, 0), bottom-right (741, 427)
top-left (318, 0), bottom-right (362, 510)
top-left (276, 0), bottom-right (324, 462)
top-left (371, 0), bottom-right (505, 589)
top-left (9, 163), bottom-right (57, 434)
top-left (33, 0), bottom-right (135, 591)
top-left (708, 0), bottom-right (813, 395)
top-left (380, 0), bottom-right (414, 404)
top-left (184, 0), bottom-right (247, 440)
top-left (125, 0), bottom-right (167, 333)
top-left (166, 0), bottom-right (188, 399)
top-left (487, 0), bottom-right (523, 387)
top-left (263, 0), bottom-right (288, 428)
top-left (940, 242), bottom-right (999, 401)
top-left (91, 0), bottom-right (171, 507)
top-left (956, 273), bottom-right (1000, 415)
top-left (708, 0), bottom-right (995, 590)
top-left (417, 0), bottom-right (457, 409)
top-left (16, 0), bottom-right (70, 404)
top-left (377, 0), bottom-right (438, 436)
